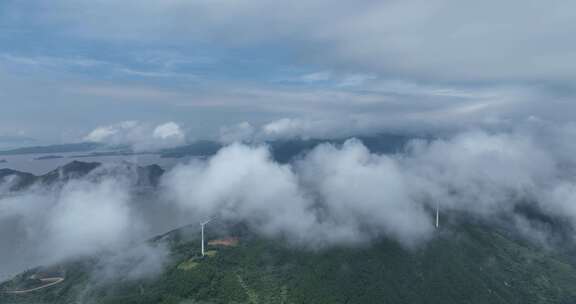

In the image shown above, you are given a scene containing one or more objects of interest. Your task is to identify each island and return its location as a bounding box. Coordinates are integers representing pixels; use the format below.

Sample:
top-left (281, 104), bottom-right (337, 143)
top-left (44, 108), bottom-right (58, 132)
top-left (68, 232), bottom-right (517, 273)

top-left (34, 155), bottom-right (64, 160)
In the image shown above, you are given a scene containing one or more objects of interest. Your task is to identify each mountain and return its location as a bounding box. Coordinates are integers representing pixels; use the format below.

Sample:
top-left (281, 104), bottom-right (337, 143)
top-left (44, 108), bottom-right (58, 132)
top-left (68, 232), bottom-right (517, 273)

top-left (0, 134), bottom-right (413, 163)
top-left (268, 134), bottom-right (412, 163)
top-left (34, 155), bottom-right (64, 160)
top-left (159, 134), bottom-right (414, 163)
top-left (0, 142), bottom-right (105, 156)
top-left (0, 160), bottom-right (165, 191)
top-left (0, 160), bottom-right (101, 191)
top-left (39, 160), bottom-right (102, 184)
top-left (0, 168), bottom-right (37, 191)
top-left (159, 140), bottom-right (223, 158)
top-left (2, 218), bottom-right (576, 304)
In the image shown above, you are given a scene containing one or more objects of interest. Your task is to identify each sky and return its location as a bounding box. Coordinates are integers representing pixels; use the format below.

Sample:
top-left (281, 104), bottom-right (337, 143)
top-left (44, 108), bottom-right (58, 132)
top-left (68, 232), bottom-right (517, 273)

top-left (0, 0), bottom-right (575, 145)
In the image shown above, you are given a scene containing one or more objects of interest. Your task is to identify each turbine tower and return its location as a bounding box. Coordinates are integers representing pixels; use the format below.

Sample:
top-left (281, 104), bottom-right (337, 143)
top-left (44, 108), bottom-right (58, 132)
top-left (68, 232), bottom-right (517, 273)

top-left (435, 202), bottom-right (439, 229)
top-left (200, 219), bottom-right (212, 256)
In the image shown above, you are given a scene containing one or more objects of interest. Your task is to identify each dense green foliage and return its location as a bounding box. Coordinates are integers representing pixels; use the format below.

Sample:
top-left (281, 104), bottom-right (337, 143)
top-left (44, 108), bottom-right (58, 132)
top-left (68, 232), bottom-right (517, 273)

top-left (3, 223), bottom-right (576, 304)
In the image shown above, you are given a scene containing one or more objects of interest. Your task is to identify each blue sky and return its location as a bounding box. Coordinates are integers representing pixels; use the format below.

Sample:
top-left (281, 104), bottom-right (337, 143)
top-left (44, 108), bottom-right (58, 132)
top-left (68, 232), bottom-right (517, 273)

top-left (0, 0), bottom-right (575, 146)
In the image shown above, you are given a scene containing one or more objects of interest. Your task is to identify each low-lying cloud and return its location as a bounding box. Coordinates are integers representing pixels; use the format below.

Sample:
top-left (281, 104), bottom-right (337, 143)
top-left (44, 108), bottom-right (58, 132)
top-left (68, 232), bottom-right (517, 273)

top-left (16, 0), bottom-right (576, 82)
top-left (4, 123), bottom-right (576, 282)
top-left (219, 118), bottom-right (365, 143)
top-left (178, 123), bottom-right (576, 250)
top-left (84, 121), bottom-right (186, 151)
top-left (0, 165), bottom-right (170, 281)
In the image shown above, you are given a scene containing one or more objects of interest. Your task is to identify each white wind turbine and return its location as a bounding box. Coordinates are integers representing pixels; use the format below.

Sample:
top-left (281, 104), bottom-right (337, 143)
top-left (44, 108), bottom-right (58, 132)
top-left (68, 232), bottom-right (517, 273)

top-left (435, 201), bottom-right (439, 229)
top-left (200, 219), bottom-right (212, 256)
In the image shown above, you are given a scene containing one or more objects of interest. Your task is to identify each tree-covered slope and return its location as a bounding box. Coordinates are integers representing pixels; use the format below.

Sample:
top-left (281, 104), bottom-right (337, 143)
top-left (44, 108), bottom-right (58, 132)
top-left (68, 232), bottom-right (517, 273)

top-left (2, 223), bottom-right (576, 304)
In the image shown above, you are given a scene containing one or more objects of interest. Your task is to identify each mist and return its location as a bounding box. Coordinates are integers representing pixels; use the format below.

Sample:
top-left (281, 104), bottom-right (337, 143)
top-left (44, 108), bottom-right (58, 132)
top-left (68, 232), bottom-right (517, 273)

top-left (0, 164), bottom-right (173, 281)
top-left (164, 123), bottom-right (576, 250)
top-left (3, 124), bottom-right (576, 282)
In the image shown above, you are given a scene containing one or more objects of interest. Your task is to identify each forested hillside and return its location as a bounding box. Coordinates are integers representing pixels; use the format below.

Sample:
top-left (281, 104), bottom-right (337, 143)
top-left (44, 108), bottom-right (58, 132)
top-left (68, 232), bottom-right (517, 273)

top-left (3, 221), bottom-right (576, 304)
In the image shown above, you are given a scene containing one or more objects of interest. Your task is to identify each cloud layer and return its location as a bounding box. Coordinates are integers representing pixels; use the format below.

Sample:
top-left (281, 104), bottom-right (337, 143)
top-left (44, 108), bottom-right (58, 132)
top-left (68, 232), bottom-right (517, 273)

top-left (84, 121), bottom-right (186, 151)
top-left (9, 0), bottom-right (576, 82)
top-left (170, 123), bottom-right (576, 250)
top-left (2, 1), bottom-right (576, 141)
top-left (0, 165), bottom-right (170, 280)
top-left (4, 123), bottom-right (576, 283)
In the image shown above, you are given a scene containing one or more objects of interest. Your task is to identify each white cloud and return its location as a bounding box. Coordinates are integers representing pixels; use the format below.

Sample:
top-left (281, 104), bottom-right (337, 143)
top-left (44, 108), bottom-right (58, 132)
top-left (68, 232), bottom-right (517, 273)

top-left (219, 118), bottom-right (355, 142)
top-left (163, 143), bottom-right (323, 244)
top-left (84, 121), bottom-right (186, 151)
top-left (300, 71), bottom-right (333, 83)
top-left (16, 0), bottom-right (576, 82)
top-left (219, 122), bottom-right (256, 143)
top-left (44, 179), bottom-right (137, 262)
top-left (336, 73), bottom-right (377, 87)
top-left (262, 118), bottom-right (314, 139)
top-left (403, 131), bottom-right (555, 215)
top-left (153, 122), bottom-right (185, 141)
top-left (0, 169), bottom-right (168, 280)
top-left (168, 124), bottom-right (576, 250)
top-left (5, 124), bottom-right (576, 280)
top-left (84, 121), bottom-right (139, 143)
top-left (298, 139), bottom-right (434, 246)
top-left (2, 0), bottom-right (576, 142)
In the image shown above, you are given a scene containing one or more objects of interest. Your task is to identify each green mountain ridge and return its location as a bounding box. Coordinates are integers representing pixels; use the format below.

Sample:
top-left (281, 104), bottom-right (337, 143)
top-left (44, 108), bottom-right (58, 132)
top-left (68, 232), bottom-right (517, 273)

top-left (2, 220), bottom-right (576, 304)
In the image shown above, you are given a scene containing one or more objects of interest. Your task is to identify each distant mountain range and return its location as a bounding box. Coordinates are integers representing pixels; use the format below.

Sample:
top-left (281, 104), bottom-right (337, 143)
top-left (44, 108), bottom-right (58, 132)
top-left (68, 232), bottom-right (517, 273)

top-left (0, 142), bottom-right (106, 156)
top-left (0, 134), bottom-right (414, 164)
top-left (0, 160), bottom-right (164, 192)
top-left (157, 134), bottom-right (412, 162)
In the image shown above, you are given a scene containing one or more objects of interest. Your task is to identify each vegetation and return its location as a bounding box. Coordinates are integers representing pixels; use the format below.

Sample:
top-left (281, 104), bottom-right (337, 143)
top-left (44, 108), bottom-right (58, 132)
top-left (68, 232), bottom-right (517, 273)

top-left (3, 221), bottom-right (576, 304)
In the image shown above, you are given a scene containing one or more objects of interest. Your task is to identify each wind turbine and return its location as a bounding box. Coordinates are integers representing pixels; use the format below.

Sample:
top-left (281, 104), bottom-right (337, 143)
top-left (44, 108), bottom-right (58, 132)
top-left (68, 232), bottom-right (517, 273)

top-left (200, 219), bottom-right (212, 256)
top-left (435, 202), bottom-right (439, 229)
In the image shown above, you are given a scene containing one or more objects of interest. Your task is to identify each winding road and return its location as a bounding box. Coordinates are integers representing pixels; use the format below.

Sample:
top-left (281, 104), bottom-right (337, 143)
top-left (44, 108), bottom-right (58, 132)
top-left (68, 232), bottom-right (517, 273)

top-left (4, 277), bottom-right (64, 294)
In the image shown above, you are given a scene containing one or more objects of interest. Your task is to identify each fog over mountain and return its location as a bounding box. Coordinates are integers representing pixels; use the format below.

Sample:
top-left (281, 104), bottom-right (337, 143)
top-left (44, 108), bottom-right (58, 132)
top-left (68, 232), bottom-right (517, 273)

top-left (2, 122), bottom-right (576, 283)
